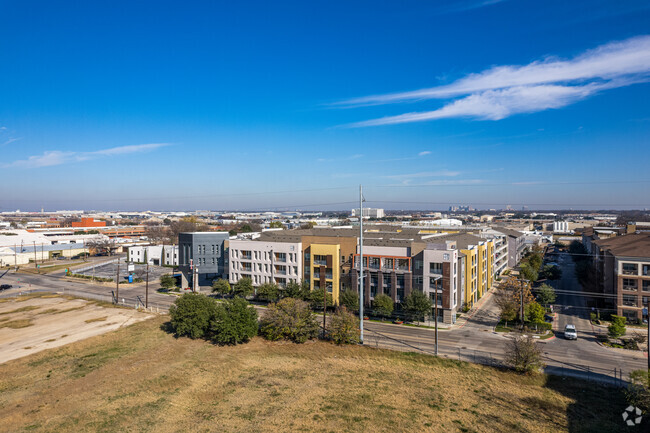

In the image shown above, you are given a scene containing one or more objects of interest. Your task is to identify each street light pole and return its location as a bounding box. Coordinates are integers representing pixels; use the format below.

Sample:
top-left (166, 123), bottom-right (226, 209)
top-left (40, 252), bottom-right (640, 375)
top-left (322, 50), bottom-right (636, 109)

top-left (145, 262), bottom-right (149, 309)
top-left (359, 184), bottom-right (364, 344)
top-left (434, 277), bottom-right (439, 356)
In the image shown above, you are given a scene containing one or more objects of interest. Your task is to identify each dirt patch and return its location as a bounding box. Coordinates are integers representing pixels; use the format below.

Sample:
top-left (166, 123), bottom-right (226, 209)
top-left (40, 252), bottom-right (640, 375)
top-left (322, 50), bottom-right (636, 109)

top-left (0, 295), bottom-right (153, 364)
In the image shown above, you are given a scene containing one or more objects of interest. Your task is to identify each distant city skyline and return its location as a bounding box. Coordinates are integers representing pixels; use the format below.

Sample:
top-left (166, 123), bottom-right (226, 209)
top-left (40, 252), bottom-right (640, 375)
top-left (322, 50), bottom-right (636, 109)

top-left (1, 1), bottom-right (650, 211)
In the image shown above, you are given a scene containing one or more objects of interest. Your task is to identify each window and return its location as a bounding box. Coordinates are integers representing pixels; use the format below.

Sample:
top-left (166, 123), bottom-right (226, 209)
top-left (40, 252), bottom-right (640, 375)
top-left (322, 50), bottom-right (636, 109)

top-left (443, 253), bottom-right (450, 260)
top-left (275, 252), bottom-right (287, 262)
top-left (622, 263), bottom-right (638, 275)
top-left (623, 294), bottom-right (637, 307)
top-left (643, 265), bottom-right (650, 276)
top-left (644, 280), bottom-right (650, 292)
top-left (623, 278), bottom-right (638, 291)
top-left (622, 309), bottom-right (637, 322)
top-left (369, 257), bottom-right (380, 269)
top-left (314, 255), bottom-right (327, 266)
top-left (430, 263), bottom-right (443, 274)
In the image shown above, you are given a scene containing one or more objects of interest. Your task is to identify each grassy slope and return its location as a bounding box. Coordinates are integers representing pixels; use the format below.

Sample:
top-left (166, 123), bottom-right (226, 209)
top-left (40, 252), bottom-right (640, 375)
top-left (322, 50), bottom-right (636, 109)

top-left (0, 316), bottom-right (632, 433)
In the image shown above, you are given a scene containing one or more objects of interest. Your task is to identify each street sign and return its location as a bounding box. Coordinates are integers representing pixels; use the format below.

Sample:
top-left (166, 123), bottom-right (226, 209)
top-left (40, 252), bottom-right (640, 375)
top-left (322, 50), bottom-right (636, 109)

top-left (127, 264), bottom-right (135, 272)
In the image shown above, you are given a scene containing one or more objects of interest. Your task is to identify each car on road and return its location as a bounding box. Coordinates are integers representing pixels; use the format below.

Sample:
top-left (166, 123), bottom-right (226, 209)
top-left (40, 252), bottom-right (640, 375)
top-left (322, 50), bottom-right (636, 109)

top-left (544, 314), bottom-right (554, 323)
top-left (0, 284), bottom-right (12, 291)
top-left (564, 324), bottom-right (578, 340)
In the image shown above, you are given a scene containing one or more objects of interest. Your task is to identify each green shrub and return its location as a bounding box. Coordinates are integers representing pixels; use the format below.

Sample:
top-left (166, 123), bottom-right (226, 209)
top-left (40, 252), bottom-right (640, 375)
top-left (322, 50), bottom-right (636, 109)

top-left (233, 277), bottom-right (254, 297)
top-left (211, 278), bottom-right (231, 297)
top-left (169, 293), bottom-right (217, 339)
top-left (339, 289), bottom-right (359, 312)
top-left (256, 283), bottom-right (280, 302)
top-left (308, 288), bottom-right (333, 310)
top-left (160, 274), bottom-right (177, 290)
top-left (259, 298), bottom-right (319, 343)
top-left (209, 297), bottom-right (258, 345)
top-left (328, 307), bottom-right (360, 345)
top-left (372, 293), bottom-right (394, 320)
top-left (608, 315), bottom-right (626, 339)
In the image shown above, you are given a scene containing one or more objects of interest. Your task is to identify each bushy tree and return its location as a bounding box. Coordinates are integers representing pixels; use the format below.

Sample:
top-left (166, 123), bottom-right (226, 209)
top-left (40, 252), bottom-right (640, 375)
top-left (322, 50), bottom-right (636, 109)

top-left (209, 297), bottom-right (258, 345)
top-left (540, 264), bottom-right (562, 280)
top-left (211, 278), bottom-right (231, 297)
top-left (328, 307), bottom-right (360, 344)
top-left (168, 293), bottom-right (217, 339)
top-left (259, 298), bottom-right (319, 343)
top-left (505, 335), bottom-right (545, 374)
top-left (403, 290), bottom-right (432, 325)
top-left (627, 370), bottom-right (650, 414)
top-left (339, 289), bottom-right (359, 312)
top-left (284, 280), bottom-right (311, 300)
top-left (520, 262), bottom-right (538, 283)
top-left (608, 315), bottom-right (627, 339)
top-left (233, 277), bottom-right (254, 298)
top-left (525, 301), bottom-right (545, 323)
top-left (160, 274), bottom-right (177, 290)
top-left (373, 293), bottom-right (394, 320)
top-left (257, 283), bottom-right (280, 302)
top-left (536, 284), bottom-right (556, 308)
top-left (269, 221), bottom-right (283, 228)
top-left (309, 287), bottom-right (333, 310)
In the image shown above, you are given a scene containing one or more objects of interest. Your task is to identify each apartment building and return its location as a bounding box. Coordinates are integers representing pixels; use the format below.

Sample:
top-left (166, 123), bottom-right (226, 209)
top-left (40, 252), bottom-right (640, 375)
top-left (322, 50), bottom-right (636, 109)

top-left (493, 227), bottom-right (527, 267)
top-left (591, 233), bottom-right (650, 322)
top-left (178, 232), bottom-right (229, 289)
top-left (228, 239), bottom-right (302, 287)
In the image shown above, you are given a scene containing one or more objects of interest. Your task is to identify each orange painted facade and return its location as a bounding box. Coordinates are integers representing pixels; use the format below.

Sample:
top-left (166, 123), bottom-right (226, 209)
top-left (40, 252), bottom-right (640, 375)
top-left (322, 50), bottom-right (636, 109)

top-left (71, 218), bottom-right (107, 228)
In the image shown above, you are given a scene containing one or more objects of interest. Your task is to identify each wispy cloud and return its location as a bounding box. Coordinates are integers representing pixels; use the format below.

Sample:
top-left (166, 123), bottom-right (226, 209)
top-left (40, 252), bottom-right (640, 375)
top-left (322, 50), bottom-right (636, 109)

top-left (384, 169), bottom-right (462, 186)
top-left (418, 151), bottom-right (431, 156)
top-left (1, 137), bottom-right (21, 147)
top-left (5, 143), bottom-right (171, 168)
top-left (317, 154), bottom-right (363, 163)
top-left (338, 35), bottom-right (650, 126)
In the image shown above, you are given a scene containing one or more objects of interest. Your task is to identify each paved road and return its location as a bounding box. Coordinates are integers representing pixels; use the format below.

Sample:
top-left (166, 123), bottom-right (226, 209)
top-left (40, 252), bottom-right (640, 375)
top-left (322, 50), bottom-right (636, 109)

top-left (1, 268), bottom-right (646, 383)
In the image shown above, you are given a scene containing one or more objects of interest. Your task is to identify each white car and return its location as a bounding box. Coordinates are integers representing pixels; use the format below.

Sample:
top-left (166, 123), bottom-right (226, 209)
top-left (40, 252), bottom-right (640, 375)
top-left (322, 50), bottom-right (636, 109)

top-left (564, 324), bottom-right (578, 340)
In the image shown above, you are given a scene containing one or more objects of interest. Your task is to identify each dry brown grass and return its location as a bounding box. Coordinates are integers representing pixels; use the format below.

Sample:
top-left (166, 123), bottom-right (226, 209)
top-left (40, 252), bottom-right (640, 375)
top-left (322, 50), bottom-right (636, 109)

top-left (0, 316), bottom-right (630, 433)
top-left (85, 316), bottom-right (108, 323)
top-left (0, 319), bottom-right (33, 329)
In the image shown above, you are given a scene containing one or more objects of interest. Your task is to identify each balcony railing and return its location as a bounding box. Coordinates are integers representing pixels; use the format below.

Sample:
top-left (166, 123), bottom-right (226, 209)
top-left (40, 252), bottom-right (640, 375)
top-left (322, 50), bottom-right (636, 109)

top-left (314, 259), bottom-right (327, 266)
top-left (274, 255), bottom-right (287, 263)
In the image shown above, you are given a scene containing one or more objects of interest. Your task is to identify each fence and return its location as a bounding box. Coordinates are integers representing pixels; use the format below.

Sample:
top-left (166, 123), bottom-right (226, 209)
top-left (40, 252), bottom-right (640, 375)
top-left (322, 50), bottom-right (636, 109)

top-left (362, 326), bottom-right (629, 387)
top-left (1, 287), bottom-right (168, 315)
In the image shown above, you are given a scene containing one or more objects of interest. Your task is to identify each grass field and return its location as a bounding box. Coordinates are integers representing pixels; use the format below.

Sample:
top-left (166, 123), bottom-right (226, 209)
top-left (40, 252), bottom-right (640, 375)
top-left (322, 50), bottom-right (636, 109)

top-left (0, 314), bottom-right (637, 432)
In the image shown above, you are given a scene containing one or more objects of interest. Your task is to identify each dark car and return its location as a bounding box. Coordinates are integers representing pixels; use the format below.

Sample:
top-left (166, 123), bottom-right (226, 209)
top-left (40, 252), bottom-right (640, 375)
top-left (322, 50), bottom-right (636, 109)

top-left (0, 284), bottom-right (12, 290)
top-left (544, 314), bottom-right (554, 323)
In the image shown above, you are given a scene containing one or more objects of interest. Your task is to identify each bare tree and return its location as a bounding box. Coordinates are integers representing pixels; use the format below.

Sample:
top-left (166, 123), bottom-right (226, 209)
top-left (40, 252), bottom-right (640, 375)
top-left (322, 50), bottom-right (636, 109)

top-left (145, 226), bottom-right (170, 244)
top-left (86, 238), bottom-right (118, 256)
top-left (505, 335), bottom-right (545, 374)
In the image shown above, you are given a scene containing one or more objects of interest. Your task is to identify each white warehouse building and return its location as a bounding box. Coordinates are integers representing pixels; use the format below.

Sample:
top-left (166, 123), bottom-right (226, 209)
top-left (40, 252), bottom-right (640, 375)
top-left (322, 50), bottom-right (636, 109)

top-left (127, 245), bottom-right (178, 266)
top-left (351, 208), bottom-right (385, 219)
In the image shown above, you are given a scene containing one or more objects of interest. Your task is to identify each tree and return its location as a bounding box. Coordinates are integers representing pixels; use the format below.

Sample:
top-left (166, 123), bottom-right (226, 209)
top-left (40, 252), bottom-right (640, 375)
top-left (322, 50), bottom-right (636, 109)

top-left (269, 221), bottom-right (283, 228)
top-left (608, 315), bottom-right (627, 339)
top-left (505, 335), bottom-right (545, 374)
top-left (145, 225), bottom-right (170, 244)
top-left (86, 238), bottom-right (118, 256)
top-left (519, 262), bottom-right (538, 283)
top-left (257, 283), bottom-right (280, 302)
top-left (495, 288), bottom-right (518, 327)
top-left (168, 217), bottom-right (209, 244)
top-left (240, 224), bottom-right (253, 233)
top-left (339, 289), bottom-right (359, 312)
top-left (402, 290), bottom-right (432, 325)
top-left (160, 274), bottom-right (177, 290)
top-left (627, 370), bottom-right (650, 414)
top-left (525, 301), bottom-right (545, 324)
top-left (209, 297), bottom-right (258, 345)
top-left (308, 287), bottom-right (333, 310)
top-left (211, 278), bottom-right (231, 297)
top-left (328, 307), bottom-right (360, 344)
top-left (168, 293), bottom-right (217, 339)
top-left (300, 221), bottom-right (316, 229)
top-left (259, 298), bottom-right (319, 343)
top-left (284, 280), bottom-right (305, 299)
top-left (536, 284), bottom-right (556, 308)
top-left (540, 265), bottom-right (562, 280)
top-left (373, 293), bottom-right (394, 321)
top-left (233, 277), bottom-right (254, 298)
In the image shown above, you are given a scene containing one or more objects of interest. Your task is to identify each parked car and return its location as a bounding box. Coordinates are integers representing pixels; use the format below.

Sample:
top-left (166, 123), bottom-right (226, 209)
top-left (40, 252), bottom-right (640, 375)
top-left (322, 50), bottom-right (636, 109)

top-left (0, 284), bottom-right (12, 290)
top-left (564, 324), bottom-right (578, 340)
top-left (544, 314), bottom-right (554, 323)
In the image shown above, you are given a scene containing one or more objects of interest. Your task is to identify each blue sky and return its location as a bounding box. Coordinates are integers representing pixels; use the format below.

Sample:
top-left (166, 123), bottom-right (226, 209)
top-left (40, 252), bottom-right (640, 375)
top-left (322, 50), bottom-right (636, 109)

top-left (1, 0), bottom-right (650, 211)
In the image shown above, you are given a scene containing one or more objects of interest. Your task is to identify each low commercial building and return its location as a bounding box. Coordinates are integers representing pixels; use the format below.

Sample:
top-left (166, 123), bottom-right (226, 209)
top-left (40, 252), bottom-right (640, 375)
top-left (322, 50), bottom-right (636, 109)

top-left (127, 245), bottom-right (178, 266)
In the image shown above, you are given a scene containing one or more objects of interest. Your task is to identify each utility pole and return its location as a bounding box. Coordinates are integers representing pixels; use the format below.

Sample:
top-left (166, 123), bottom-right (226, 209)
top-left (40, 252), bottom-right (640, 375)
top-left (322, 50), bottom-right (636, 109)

top-left (323, 284), bottom-right (327, 338)
top-left (14, 243), bottom-right (17, 271)
top-left (33, 241), bottom-right (37, 268)
top-left (115, 261), bottom-right (120, 304)
top-left (359, 184), bottom-right (364, 344)
top-left (520, 279), bottom-right (525, 330)
top-left (434, 283), bottom-right (439, 355)
top-left (145, 262), bottom-right (149, 309)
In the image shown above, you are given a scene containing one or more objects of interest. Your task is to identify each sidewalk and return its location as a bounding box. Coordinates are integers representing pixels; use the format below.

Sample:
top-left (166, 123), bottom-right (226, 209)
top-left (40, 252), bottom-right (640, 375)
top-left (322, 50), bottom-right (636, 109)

top-left (453, 286), bottom-right (497, 329)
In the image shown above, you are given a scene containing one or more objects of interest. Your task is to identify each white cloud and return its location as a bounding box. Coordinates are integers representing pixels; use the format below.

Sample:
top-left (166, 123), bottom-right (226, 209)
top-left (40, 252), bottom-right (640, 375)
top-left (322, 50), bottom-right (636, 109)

top-left (5, 143), bottom-right (170, 168)
top-left (418, 151), bottom-right (431, 156)
top-left (339, 35), bottom-right (650, 126)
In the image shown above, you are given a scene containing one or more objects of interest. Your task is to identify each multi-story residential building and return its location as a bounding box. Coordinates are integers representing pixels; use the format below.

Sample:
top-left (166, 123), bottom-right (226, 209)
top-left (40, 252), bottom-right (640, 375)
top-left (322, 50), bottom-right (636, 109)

top-left (493, 227), bottom-right (527, 267)
top-left (591, 233), bottom-right (650, 322)
top-left (127, 245), bottom-right (178, 266)
top-left (178, 232), bottom-right (229, 289)
top-left (416, 240), bottom-right (459, 324)
top-left (228, 239), bottom-right (302, 287)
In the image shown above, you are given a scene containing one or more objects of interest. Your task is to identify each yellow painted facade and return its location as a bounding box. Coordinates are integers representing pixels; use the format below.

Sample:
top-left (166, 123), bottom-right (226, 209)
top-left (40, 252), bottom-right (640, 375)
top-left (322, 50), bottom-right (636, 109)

top-left (308, 243), bottom-right (341, 305)
top-left (461, 246), bottom-right (478, 308)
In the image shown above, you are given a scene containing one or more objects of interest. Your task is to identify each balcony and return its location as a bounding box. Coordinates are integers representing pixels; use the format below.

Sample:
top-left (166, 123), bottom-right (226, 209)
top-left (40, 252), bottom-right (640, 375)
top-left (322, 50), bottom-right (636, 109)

top-left (314, 259), bottom-right (327, 266)
top-left (241, 252), bottom-right (252, 260)
top-left (274, 254), bottom-right (287, 263)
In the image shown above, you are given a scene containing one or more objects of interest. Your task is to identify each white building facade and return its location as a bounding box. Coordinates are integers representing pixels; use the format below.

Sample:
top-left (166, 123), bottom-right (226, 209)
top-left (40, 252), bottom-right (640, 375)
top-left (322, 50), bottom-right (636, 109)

top-left (229, 239), bottom-right (303, 287)
top-left (127, 245), bottom-right (178, 266)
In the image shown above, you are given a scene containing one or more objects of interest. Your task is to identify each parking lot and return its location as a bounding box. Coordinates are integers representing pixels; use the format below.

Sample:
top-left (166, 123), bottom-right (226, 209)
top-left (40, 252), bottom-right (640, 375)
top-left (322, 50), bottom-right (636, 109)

top-left (76, 258), bottom-right (172, 283)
